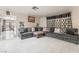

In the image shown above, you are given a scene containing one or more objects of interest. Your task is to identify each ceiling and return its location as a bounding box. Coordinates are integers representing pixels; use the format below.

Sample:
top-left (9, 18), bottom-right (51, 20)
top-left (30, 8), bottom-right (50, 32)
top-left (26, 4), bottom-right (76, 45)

top-left (0, 6), bottom-right (72, 17)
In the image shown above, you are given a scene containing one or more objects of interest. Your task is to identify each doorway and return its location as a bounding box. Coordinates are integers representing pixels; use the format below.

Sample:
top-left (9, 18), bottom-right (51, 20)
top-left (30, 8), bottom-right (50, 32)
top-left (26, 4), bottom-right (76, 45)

top-left (0, 18), bottom-right (16, 40)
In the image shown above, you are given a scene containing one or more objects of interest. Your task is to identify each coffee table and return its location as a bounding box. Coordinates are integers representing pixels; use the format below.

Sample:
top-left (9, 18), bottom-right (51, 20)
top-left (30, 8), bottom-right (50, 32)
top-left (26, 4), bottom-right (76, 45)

top-left (33, 31), bottom-right (45, 38)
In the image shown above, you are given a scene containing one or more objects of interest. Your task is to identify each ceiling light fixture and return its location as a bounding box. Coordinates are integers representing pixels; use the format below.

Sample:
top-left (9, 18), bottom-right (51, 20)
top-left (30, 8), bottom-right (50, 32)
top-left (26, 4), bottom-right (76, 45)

top-left (32, 6), bottom-right (39, 10)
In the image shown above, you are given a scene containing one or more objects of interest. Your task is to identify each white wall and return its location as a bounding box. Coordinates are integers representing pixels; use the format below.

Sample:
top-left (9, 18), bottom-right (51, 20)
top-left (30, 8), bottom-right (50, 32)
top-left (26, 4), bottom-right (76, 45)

top-left (16, 16), bottom-right (47, 28)
top-left (71, 7), bottom-right (79, 34)
top-left (15, 15), bottom-right (40, 28)
top-left (39, 17), bottom-right (47, 27)
top-left (16, 14), bottom-right (41, 28)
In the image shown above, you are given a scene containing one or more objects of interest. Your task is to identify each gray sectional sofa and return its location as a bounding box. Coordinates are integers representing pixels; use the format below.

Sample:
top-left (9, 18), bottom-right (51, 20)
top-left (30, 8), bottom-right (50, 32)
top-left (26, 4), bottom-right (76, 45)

top-left (18, 28), bottom-right (33, 39)
top-left (18, 27), bottom-right (79, 44)
top-left (18, 27), bottom-right (43, 39)
top-left (46, 32), bottom-right (79, 44)
top-left (46, 28), bottom-right (79, 44)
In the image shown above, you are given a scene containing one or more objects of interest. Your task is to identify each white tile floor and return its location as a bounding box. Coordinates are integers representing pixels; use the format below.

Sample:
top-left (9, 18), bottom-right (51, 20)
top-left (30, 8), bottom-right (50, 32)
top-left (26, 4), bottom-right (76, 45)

top-left (0, 36), bottom-right (79, 53)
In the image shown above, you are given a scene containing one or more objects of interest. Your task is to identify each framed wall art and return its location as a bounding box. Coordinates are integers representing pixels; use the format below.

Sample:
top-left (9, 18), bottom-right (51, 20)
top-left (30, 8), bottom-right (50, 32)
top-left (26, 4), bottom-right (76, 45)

top-left (28, 16), bottom-right (35, 23)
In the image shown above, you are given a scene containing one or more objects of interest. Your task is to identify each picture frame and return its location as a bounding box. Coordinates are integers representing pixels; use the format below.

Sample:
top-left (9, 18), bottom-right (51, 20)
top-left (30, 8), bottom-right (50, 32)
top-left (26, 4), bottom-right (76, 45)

top-left (28, 16), bottom-right (35, 23)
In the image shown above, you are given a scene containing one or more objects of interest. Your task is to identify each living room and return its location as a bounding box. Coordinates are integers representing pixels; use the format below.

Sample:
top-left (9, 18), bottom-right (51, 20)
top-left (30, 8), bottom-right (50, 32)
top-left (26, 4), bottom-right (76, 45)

top-left (0, 6), bottom-right (79, 53)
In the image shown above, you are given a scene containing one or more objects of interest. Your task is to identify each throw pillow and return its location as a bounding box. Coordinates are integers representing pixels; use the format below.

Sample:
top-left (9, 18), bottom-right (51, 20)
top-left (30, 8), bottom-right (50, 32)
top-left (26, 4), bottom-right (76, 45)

top-left (54, 28), bottom-right (61, 33)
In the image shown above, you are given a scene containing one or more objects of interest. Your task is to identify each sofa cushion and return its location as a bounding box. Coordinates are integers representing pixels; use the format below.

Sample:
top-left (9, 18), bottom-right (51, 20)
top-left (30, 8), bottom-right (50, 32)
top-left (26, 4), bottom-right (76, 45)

top-left (24, 28), bottom-right (28, 32)
top-left (28, 28), bottom-right (32, 32)
top-left (54, 28), bottom-right (61, 33)
top-left (39, 27), bottom-right (43, 31)
top-left (49, 27), bottom-right (55, 32)
top-left (19, 28), bottom-right (25, 33)
top-left (32, 28), bottom-right (35, 32)
top-left (66, 28), bottom-right (78, 35)
top-left (35, 27), bottom-right (38, 31)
